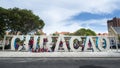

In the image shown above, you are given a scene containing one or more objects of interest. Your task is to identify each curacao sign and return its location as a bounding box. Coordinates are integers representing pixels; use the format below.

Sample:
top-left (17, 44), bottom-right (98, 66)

top-left (4, 35), bottom-right (115, 52)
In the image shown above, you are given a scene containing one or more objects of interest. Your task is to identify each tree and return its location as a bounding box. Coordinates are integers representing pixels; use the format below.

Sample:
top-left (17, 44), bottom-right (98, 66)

top-left (0, 7), bottom-right (9, 38)
top-left (35, 31), bottom-right (41, 35)
top-left (74, 28), bottom-right (96, 36)
top-left (7, 7), bottom-right (45, 34)
top-left (0, 7), bottom-right (45, 36)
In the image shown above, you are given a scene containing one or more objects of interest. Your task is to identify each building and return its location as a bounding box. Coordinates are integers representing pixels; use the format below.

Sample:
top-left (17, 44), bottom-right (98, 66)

top-left (52, 31), bottom-right (70, 36)
top-left (107, 17), bottom-right (120, 43)
top-left (55, 31), bottom-right (70, 35)
top-left (107, 17), bottom-right (120, 29)
top-left (107, 17), bottom-right (120, 36)
top-left (97, 33), bottom-right (108, 36)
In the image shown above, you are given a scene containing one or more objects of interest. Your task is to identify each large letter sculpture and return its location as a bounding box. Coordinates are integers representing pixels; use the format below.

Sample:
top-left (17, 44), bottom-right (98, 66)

top-left (69, 36), bottom-right (82, 52)
top-left (8, 35), bottom-right (112, 52)
top-left (97, 37), bottom-right (110, 51)
top-left (84, 36), bottom-right (97, 52)
top-left (11, 36), bottom-right (23, 50)
top-left (54, 36), bottom-right (68, 52)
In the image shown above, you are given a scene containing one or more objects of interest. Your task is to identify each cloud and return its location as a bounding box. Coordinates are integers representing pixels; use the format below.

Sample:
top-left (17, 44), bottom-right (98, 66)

top-left (70, 10), bottom-right (120, 21)
top-left (78, 19), bottom-right (109, 33)
top-left (0, 0), bottom-right (120, 34)
top-left (66, 18), bottom-right (108, 33)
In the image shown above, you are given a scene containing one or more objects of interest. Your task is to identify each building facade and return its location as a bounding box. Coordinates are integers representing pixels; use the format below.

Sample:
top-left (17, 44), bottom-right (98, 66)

top-left (107, 17), bottom-right (120, 43)
top-left (107, 17), bottom-right (120, 29)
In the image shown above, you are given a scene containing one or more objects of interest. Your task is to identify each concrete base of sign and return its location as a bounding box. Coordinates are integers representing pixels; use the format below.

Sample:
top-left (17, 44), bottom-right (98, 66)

top-left (0, 51), bottom-right (120, 57)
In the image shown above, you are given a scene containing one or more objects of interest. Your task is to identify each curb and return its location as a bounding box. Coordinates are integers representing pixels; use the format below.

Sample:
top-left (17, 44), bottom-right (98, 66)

top-left (0, 52), bottom-right (120, 58)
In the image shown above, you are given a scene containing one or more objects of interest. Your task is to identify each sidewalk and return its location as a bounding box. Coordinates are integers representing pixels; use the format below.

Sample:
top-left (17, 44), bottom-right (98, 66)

top-left (0, 51), bottom-right (120, 58)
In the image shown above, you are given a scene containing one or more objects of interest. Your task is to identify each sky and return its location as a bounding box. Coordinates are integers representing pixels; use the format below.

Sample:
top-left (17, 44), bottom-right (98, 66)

top-left (0, 0), bottom-right (120, 35)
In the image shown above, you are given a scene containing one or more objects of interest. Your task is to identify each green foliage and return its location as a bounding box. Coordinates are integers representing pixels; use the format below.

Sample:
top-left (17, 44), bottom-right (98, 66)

top-left (52, 33), bottom-right (59, 36)
top-left (8, 7), bottom-right (45, 34)
top-left (74, 28), bottom-right (96, 36)
top-left (0, 7), bottom-right (45, 35)
top-left (35, 31), bottom-right (41, 35)
top-left (0, 7), bottom-right (9, 38)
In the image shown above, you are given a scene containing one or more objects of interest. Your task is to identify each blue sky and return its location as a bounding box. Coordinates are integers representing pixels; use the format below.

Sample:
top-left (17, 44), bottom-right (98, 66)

top-left (71, 10), bottom-right (120, 21)
top-left (0, 0), bottom-right (120, 34)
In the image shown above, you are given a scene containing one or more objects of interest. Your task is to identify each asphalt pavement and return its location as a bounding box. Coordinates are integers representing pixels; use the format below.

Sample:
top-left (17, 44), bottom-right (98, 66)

top-left (0, 58), bottom-right (120, 68)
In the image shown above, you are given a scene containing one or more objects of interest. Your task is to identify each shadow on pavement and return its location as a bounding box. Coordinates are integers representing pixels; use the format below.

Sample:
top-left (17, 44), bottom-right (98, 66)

top-left (79, 65), bottom-right (106, 68)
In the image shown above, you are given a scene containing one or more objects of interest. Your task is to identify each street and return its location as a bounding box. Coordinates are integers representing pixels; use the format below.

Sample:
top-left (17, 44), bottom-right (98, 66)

top-left (0, 58), bottom-right (120, 68)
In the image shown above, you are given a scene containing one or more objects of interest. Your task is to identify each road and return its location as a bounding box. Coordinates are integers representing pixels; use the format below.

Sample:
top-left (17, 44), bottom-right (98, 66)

top-left (0, 58), bottom-right (120, 68)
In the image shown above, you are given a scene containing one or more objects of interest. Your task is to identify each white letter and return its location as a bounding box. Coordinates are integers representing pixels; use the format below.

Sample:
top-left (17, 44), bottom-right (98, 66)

top-left (69, 36), bottom-right (82, 52)
top-left (11, 36), bottom-right (23, 50)
top-left (54, 36), bottom-right (68, 52)
top-left (84, 36), bottom-right (97, 52)
top-left (97, 37), bottom-right (110, 51)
